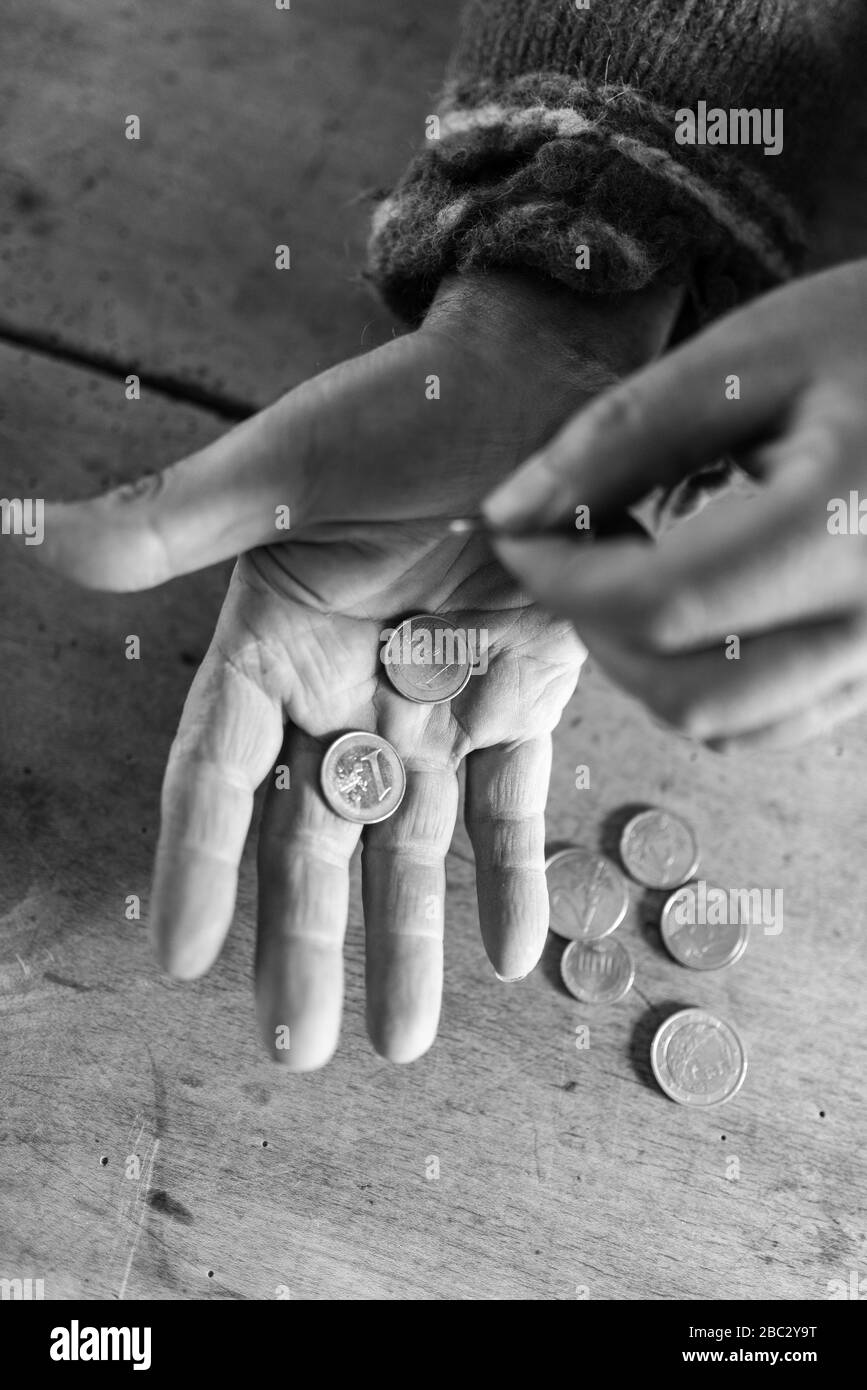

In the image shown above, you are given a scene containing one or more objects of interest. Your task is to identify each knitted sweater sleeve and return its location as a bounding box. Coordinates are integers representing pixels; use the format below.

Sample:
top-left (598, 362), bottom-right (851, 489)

top-left (367, 0), bottom-right (863, 328)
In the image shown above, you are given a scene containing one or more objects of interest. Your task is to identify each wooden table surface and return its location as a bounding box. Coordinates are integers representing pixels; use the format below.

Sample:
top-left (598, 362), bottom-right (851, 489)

top-left (1, 0), bottom-right (866, 1301)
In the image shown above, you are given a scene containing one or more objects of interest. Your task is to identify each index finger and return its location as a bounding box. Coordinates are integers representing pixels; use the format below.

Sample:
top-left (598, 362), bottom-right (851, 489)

top-left (483, 262), bottom-right (867, 534)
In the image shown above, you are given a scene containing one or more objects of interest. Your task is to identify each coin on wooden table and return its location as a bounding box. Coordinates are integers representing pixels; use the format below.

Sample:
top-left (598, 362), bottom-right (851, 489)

top-left (320, 732), bottom-right (406, 824)
top-left (561, 938), bottom-right (635, 1004)
top-left (660, 882), bottom-right (749, 971)
top-left (545, 847), bottom-right (629, 941)
top-left (619, 807), bottom-right (699, 889)
top-left (382, 614), bottom-right (473, 704)
top-left (651, 1008), bottom-right (747, 1106)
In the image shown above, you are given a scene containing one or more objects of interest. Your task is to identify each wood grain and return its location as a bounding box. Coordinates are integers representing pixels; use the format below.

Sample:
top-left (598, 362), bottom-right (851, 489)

top-left (2, 344), bottom-right (866, 1299)
top-left (0, 0), bottom-right (461, 409)
top-left (1, 0), bottom-right (866, 1302)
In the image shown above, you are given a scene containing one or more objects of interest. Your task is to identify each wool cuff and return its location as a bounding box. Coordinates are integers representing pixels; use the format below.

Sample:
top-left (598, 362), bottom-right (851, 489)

top-left (367, 0), bottom-right (863, 326)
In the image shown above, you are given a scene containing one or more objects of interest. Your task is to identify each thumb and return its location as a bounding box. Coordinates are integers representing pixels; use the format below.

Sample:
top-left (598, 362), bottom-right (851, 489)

top-left (30, 386), bottom-right (320, 592)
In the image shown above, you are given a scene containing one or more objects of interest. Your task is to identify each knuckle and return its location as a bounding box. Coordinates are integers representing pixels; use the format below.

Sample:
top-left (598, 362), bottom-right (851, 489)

top-left (127, 520), bottom-right (172, 589)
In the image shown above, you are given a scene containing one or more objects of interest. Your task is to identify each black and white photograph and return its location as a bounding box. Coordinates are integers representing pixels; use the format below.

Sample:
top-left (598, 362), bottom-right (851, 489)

top-left (1, 0), bottom-right (866, 1335)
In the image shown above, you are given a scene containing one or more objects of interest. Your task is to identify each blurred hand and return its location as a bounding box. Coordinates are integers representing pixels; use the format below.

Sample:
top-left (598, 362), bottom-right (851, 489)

top-left (34, 271), bottom-right (680, 1067)
top-left (485, 260), bottom-right (867, 751)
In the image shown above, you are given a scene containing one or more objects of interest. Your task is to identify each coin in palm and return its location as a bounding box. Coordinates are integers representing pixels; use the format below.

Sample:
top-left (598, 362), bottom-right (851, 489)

top-left (382, 614), bottom-right (474, 704)
top-left (320, 732), bottom-right (406, 824)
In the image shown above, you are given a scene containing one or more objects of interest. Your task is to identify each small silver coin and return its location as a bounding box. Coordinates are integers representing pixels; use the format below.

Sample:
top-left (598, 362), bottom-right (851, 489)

top-left (545, 847), bottom-right (629, 941)
top-left (660, 882), bottom-right (749, 971)
top-left (561, 937), bottom-right (635, 1004)
top-left (382, 613), bottom-right (474, 704)
top-left (320, 732), bottom-right (406, 824)
top-left (651, 1007), bottom-right (747, 1107)
top-left (620, 807), bottom-right (700, 889)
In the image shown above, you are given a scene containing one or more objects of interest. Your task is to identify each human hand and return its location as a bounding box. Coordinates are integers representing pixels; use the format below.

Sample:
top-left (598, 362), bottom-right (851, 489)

top-left (33, 271), bottom-right (681, 1067)
top-left (484, 260), bottom-right (867, 751)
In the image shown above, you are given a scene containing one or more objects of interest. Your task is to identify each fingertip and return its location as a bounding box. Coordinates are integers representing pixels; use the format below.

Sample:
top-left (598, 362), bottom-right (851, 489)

top-left (365, 938), bottom-right (442, 1065)
top-left (368, 1013), bottom-right (438, 1065)
top-left (150, 857), bottom-right (238, 980)
top-left (257, 983), bottom-right (342, 1071)
top-left (263, 1024), bottom-right (339, 1072)
top-left (150, 892), bottom-right (229, 980)
top-left (477, 877), bottom-right (548, 983)
top-left (151, 923), bottom-right (215, 982)
top-left (482, 453), bottom-right (555, 533)
top-left (484, 932), bottom-right (545, 984)
top-left (37, 503), bottom-right (172, 591)
top-left (255, 939), bottom-right (344, 1071)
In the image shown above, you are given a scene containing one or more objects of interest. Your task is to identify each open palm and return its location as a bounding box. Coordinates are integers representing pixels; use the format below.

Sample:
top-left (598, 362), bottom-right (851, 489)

top-left (33, 273), bottom-right (676, 1066)
top-left (186, 524), bottom-right (583, 1067)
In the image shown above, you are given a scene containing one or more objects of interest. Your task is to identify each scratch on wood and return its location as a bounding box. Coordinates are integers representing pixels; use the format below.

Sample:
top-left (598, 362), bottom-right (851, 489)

top-left (607, 1078), bottom-right (625, 1154)
top-left (533, 1125), bottom-right (547, 1183)
top-left (114, 1116), bottom-right (160, 1301)
top-left (43, 971), bottom-right (104, 993)
top-left (536, 1029), bottom-right (571, 1184)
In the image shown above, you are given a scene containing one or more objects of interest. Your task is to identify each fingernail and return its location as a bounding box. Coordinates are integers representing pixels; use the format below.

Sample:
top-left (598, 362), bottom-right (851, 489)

top-left (494, 968), bottom-right (530, 983)
top-left (483, 454), bottom-right (552, 530)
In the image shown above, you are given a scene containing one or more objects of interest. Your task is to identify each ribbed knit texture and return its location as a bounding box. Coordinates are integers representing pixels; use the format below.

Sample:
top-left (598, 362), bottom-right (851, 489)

top-left (367, 0), bottom-right (863, 325)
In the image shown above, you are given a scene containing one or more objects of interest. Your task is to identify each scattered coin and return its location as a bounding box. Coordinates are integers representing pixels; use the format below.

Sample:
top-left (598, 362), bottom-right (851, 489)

top-left (620, 807), bottom-right (699, 889)
top-left (320, 732), bottom-right (406, 824)
top-left (545, 847), bottom-right (629, 941)
top-left (650, 1007), bottom-right (747, 1106)
top-left (561, 937), bottom-right (635, 1004)
top-left (660, 882), bottom-right (749, 971)
top-left (382, 613), bottom-right (474, 704)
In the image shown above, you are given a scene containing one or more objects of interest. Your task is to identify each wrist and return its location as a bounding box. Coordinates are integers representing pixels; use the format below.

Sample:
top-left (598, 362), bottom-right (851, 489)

top-left (423, 269), bottom-right (684, 377)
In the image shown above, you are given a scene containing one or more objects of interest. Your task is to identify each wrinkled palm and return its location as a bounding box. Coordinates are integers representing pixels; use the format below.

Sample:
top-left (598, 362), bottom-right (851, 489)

top-left (36, 315), bottom-right (607, 1067)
